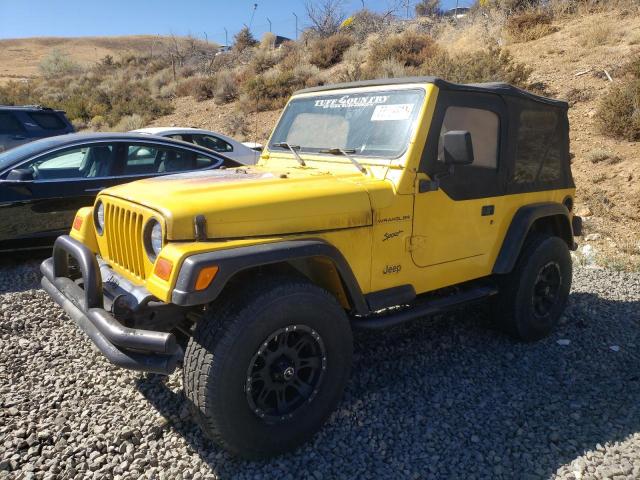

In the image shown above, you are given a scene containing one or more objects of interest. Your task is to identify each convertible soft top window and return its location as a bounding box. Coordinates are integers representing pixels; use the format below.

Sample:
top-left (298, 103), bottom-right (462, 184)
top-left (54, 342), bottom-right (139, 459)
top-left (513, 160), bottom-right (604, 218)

top-left (269, 89), bottom-right (425, 159)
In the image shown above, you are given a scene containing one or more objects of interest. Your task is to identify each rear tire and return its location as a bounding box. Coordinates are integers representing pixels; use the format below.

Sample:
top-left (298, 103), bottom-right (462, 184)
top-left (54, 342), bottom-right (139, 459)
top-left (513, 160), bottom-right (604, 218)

top-left (493, 234), bottom-right (572, 342)
top-left (183, 275), bottom-right (353, 459)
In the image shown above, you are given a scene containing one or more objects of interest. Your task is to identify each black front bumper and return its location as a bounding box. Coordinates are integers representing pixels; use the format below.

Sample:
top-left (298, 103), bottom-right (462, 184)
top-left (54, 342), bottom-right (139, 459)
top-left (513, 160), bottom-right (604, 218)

top-left (41, 235), bottom-right (181, 375)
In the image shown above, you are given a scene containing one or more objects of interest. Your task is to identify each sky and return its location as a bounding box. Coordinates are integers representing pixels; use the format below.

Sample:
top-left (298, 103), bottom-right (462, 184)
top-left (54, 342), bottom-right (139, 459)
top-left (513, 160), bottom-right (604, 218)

top-left (0, 0), bottom-right (474, 44)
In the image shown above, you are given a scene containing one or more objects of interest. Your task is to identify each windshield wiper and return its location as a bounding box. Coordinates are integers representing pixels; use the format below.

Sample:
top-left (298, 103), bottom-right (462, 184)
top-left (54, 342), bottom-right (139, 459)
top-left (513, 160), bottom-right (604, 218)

top-left (272, 142), bottom-right (306, 167)
top-left (319, 148), bottom-right (367, 175)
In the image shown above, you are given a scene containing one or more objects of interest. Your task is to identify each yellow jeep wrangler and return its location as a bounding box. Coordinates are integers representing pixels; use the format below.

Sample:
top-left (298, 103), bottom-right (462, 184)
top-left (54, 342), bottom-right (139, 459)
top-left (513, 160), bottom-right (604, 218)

top-left (41, 77), bottom-right (582, 458)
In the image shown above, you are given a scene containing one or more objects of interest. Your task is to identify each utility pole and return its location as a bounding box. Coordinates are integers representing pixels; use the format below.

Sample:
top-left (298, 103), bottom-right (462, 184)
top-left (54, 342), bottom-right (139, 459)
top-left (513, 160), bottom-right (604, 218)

top-left (405, 0), bottom-right (410, 19)
top-left (293, 12), bottom-right (298, 40)
top-left (455, 0), bottom-right (459, 17)
top-left (224, 27), bottom-right (228, 47)
top-left (267, 17), bottom-right (272, 32)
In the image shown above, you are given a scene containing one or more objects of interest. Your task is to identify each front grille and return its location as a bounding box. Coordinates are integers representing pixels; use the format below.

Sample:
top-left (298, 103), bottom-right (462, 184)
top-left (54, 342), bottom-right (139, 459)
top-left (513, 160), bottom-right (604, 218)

top-left (103, 202), bottom-right (146, 280)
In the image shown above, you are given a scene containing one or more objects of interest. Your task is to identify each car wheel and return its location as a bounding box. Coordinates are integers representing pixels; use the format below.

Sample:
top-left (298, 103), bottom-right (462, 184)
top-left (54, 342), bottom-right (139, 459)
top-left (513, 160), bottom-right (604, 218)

top-left (183, 275), bottom-right (353, 459)
top-left (493, 234), bottom-right (572, 342)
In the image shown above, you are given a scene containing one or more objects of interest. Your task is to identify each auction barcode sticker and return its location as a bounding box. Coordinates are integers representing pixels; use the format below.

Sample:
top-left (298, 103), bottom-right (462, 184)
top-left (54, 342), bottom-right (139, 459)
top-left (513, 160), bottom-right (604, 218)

top-left (371, 104), bottom-right (414, 121)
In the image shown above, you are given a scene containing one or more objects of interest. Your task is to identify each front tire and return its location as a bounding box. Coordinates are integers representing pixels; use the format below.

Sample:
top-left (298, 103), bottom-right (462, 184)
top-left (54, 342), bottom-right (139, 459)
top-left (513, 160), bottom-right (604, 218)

top-left (183, 275), bottom-right (353, 459)
top-left (493, 234), bottom-right (572, 342)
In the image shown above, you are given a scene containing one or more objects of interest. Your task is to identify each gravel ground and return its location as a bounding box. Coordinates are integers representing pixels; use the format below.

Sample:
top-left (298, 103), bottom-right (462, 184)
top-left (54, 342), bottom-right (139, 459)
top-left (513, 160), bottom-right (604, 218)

top-left (1, 261), bottom-right (639, 480)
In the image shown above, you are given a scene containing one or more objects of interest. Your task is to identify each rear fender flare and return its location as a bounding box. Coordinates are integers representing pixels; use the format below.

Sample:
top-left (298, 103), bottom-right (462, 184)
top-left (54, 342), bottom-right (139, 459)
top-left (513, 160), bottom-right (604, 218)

top-left (493, 202), bottom-right (574, 275)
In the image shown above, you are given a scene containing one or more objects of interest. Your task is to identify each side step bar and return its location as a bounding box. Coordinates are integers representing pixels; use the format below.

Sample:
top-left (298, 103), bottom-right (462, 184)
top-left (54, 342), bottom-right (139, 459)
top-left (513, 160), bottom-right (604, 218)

top-left (351, 285), bottom-right (498, 330)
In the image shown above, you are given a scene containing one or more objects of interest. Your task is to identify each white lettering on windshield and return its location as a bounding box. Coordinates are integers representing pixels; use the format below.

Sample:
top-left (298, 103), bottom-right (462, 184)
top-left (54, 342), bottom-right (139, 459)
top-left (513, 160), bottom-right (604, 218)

top-left (313, 95), bottom-right (390, 109)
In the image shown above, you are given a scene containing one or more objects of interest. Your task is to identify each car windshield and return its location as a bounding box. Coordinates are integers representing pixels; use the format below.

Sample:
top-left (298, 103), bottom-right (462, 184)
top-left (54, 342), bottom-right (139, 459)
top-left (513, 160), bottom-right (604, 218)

top-left (0, 137), bottom-right (64, 172)
top-left (269, 89), bottom-right (425, 159)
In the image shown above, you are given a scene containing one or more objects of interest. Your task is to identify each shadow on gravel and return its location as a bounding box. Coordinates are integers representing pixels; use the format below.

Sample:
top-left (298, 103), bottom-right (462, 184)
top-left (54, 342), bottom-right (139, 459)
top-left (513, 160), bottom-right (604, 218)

top-left (136, 291), bottom-right (640, 479)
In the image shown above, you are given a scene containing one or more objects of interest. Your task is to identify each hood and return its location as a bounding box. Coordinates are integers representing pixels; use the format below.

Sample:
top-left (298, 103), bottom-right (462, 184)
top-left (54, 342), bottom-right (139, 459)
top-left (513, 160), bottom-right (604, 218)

top-left (102, 167), bottom-right (384, 240)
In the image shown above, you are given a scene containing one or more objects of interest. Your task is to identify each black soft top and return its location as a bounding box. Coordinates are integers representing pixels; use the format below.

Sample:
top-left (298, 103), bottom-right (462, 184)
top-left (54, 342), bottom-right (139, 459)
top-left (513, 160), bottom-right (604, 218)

top-left (295, 76), bottom-right (568, 109)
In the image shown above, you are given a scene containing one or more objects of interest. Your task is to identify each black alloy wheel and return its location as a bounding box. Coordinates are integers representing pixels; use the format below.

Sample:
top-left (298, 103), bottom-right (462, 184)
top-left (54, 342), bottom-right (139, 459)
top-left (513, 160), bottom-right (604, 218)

top-left (532, 261), bottom-right (562, 318)
top-left (492, 233), bottom-right (572, 342)
top-left (246, 325), bottom-right (327, 422)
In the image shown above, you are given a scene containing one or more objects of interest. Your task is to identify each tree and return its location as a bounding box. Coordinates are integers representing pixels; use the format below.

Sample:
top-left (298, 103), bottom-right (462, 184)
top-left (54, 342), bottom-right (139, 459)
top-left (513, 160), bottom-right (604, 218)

top-left (305, 0), bottom-right (347, 37)
top-left (415, 0), bottom-right (441, 17)
top-left (233, 26), bottom-right (258, 52)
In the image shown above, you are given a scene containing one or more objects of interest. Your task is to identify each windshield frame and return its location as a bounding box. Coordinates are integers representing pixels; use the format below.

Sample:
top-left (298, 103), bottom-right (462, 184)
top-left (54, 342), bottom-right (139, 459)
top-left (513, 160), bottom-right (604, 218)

top-left (268, 87), bottom-right (426, 162)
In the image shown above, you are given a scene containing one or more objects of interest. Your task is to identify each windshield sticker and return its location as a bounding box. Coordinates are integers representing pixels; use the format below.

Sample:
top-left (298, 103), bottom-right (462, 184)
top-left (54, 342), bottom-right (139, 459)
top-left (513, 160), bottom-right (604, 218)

top-left (314, 95), bottom-right (389, 109)
top-left (371, 104), bottom-right (414, 122)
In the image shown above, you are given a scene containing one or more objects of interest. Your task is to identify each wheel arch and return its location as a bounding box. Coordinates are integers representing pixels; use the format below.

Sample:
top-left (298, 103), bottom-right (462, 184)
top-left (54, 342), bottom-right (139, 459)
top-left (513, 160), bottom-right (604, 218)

top-left (493, 202), bottom-right (575, 275)
top-left (171, 239), bottom-right (370, 315)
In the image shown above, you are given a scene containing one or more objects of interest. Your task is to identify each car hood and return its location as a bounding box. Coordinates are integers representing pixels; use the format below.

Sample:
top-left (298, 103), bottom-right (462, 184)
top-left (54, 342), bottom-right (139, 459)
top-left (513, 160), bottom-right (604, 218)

top-left (102, 166), bottom-right (389, 240)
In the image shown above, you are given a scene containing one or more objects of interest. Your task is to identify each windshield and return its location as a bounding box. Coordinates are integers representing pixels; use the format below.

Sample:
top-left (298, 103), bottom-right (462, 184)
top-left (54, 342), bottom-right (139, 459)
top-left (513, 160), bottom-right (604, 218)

top-left (269, 89), bottom-right (425, 159)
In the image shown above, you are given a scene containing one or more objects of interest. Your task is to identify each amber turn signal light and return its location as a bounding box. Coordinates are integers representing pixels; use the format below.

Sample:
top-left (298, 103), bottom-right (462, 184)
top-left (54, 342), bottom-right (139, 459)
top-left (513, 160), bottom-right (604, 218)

top-left (72, 215), bottom-right (83, 231)
top-left (154, 258), bottom-right (173, 281)
top-left (195, 265), bottom-right (218, 291)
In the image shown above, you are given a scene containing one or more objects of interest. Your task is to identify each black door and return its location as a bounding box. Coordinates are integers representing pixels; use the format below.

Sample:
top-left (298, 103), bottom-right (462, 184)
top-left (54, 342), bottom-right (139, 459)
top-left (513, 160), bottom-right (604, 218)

top-left (0, 142), bottom-right (123, 249)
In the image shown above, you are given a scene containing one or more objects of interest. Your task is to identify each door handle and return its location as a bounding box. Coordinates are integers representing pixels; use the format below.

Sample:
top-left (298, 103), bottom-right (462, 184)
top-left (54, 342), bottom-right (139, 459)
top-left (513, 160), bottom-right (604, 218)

top-left (481, 205), bottom-right (495, 216)
top-left (84, 187), bottom-right (106, 193)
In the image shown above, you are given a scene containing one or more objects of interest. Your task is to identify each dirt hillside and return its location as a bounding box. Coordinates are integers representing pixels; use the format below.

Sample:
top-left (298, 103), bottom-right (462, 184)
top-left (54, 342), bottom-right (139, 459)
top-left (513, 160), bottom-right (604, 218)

top-left (0, 36), bottom-right (215, 83)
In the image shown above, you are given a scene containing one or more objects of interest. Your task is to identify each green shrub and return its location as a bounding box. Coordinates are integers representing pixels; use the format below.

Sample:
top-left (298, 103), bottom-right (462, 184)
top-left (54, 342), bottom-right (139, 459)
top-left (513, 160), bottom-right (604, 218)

top-left (243, 67), bottom-right (317, 112)
top-left (309, 34), bottom-right (354, 69)
top-left (344, 9), bottom-right (390, 42)
top-left (175, 76), bottom-right (216, 101)
top-left (368, 31), bottom-right (439, 68)
top-left (214, 70), bottom-right (238, 104)
top-left (234, 26), bottom-right (258, 52)
top-left (420, 47), bottom-right (532, 88)
top-left (114, 114), bottom-right (146, 132)
top-left (596, 79), bottom-right (640, 141)
top-left (39, 49), bottom-right (82, 78)
top-left (250, 48), bottom-right (279, 74)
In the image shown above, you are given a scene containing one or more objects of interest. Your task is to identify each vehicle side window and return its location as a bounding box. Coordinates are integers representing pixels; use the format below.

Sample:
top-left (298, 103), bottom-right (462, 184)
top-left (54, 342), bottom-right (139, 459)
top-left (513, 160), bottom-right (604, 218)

top-left (25, 144), bottom-right (116, 180)
top-left (437, 106), bottom-right (499, 169)
top-left (193, 135), bottom-right (233, 153)
top-left (0, 113), bottom-right (26, 134)
top-left (27, 112), bottom-right (66, 130)
top-left (513, 108), bottom-right (563, 184)
top-left (420, 91), bottom-right (506, 200)
top-left (124, 144), bottom-right (217, 175)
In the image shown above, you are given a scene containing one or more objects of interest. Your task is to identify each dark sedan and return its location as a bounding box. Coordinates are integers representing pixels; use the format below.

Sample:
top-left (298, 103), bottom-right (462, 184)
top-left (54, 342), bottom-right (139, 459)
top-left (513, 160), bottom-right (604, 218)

top-left (0, 133), bottom-right (241, 252)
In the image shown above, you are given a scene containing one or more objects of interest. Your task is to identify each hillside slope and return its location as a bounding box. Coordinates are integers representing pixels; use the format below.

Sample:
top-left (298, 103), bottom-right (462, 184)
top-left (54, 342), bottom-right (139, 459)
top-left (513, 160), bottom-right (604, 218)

top-left (0, 35), bottom-right (217, 83)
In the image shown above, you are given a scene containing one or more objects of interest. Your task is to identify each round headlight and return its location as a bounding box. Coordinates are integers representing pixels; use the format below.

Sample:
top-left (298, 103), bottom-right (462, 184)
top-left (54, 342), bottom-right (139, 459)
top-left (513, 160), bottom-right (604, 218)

top-left (144, 219), bottom-right (163, 260)
top-left (151, 222), bottom-right (163, 255)
top-left (95, 201), bottom-right (105, 234)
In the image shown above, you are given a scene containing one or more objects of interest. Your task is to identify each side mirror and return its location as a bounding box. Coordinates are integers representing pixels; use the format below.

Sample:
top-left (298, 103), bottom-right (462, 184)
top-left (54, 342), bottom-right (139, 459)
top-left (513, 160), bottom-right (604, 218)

top-left (6, 168), bottom-right (34, 181)
top-left (443, 131), bottom-right (474, 166)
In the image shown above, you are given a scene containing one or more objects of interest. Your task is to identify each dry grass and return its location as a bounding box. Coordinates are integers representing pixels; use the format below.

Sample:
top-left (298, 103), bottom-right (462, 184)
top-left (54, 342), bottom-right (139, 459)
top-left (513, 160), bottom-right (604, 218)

top-left (505, 11), bottom-right (557, 43)
top-left (586, 149), bottom-right (622, 164)
top-left (578, 18), bottom-right (617, 48)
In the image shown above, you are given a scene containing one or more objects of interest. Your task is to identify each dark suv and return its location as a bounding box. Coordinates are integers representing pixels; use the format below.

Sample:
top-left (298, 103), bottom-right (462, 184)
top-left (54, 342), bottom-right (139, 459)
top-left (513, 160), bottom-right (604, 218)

top-left (0, 106), bottom-right (75, 152)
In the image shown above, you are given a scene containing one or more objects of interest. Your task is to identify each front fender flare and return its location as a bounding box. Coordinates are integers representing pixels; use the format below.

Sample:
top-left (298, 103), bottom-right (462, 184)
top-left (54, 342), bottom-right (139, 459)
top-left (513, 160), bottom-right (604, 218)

top-left (171, 238), bottom-right (370, 315)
